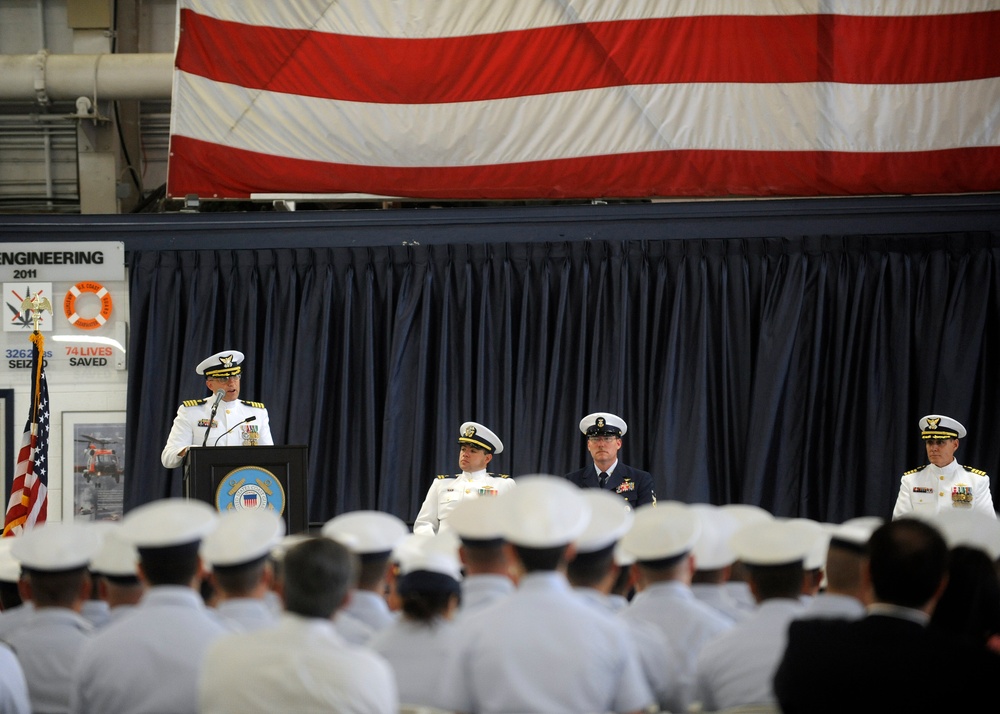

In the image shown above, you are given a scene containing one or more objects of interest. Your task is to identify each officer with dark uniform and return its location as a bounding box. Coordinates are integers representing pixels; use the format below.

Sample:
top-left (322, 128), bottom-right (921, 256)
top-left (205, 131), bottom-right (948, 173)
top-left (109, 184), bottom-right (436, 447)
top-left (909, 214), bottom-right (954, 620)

top-left (893, 414), bottom-right (995, 519)
top-left (565, 412), bottom-right (656, 509)
top-left (160, 350), bottom-right (272, 468)
top-left (412, 421), bottom-right (515, 535)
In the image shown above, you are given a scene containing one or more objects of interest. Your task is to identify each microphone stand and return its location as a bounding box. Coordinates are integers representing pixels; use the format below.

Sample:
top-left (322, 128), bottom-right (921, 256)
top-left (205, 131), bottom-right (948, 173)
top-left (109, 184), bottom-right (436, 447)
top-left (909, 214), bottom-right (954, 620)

top-left (201, 390), bottom-right (225, 447)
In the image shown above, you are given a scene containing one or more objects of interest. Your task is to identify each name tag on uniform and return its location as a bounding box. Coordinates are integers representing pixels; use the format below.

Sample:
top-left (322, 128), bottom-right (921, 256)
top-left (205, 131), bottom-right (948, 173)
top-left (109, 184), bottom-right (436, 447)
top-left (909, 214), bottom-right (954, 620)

top-left (912, 487), bottom-right (933, 493)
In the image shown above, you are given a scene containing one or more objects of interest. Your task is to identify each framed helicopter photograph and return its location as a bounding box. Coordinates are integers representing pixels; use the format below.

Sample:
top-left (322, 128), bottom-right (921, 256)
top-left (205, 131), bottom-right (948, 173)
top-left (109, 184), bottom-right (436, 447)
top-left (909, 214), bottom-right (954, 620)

top-left (63, 411), bottom-right (126, 523)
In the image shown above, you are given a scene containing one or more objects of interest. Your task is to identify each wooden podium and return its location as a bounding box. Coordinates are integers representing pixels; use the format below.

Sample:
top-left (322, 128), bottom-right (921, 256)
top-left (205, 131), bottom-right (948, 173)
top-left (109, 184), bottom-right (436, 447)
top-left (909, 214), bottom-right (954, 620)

top-left (185, 445), bottom-right (309, 534)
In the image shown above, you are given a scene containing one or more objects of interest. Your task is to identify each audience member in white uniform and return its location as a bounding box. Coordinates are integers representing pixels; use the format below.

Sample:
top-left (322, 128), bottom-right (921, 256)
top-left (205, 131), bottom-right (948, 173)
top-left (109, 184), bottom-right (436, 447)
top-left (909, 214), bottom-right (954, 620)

top-left (370, 532), bottom-right (463, 709)
top-left (440, 474), bottom-right (654, 714)
top-left (70, 499), bottom-right (224, 714)
top-left (689, 503), bottom-right (749, 623)
top-left (78, 523), bottom-right (119, 629)
top-left (199, 536), bottom-right (398, 714)
top-left (619, 501), bottom-right (734, 712)
top-left (447, 496), bottom-right (517, 616)
top-left (413, 421), bottom-right (515, 535)
top-left (693, 518), bottom-right (822, 711)
top-left (568, 490), bottom-right (685, 714)
top-left (6, 522), bottom-right (102, 714)
top-left (787, 518), bottom-right (829, 602)
top-left (201, 508), bottom-right (285, 632)
top-left (717, 503), bottom-right (774, 613)
top-left (0, 642), bottom-right (29, 714)
top-left (798, 519), bottom-right (880, 620)
top-left (87, 526), bottom-right (145, 626)
top-left (322, 509), bottom-right (407, 632)
top-left (0, 540), bottom-right (32, 642)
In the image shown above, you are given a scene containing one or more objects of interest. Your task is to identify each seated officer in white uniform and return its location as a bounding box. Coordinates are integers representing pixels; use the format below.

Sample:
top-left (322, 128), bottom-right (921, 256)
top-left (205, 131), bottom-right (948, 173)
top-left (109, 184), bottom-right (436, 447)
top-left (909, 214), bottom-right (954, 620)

top-left (439, 475), bottom-right (654, 714)
top-left (160, 350), bottom-right (273, 469)
top-left (413, 421), bottom-right (515, 535)
top-left (70, 499), bottom-right (224, 714)
top-left (201, 508), bottom-right (285, 632)
top-left (321, 510), bottom-right (408, 633)
top-left (893, 414), bottom-right (995, 519)
top-left (7, 523), bottom-right (102, 714)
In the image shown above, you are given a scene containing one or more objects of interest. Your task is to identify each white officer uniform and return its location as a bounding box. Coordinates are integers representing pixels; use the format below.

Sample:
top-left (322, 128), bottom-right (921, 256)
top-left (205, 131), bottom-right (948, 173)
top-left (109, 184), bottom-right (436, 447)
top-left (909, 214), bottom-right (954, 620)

top-left (6, 523), bottom-right (103, 714)
top-left (893, 414), bottom-right (995, 519)
top-left (693, 519), bottom-right (821, 712)
top-left (0, 644), bottom-right (29, 714)
top-left (619, 502), bottom-right (735, 712)
top-left (201, 509), bottom-right (285, 632)
top-left (160, 350), bottom-right (273, 468)
top-left (322, 510), bottom-right (408, 632)
top-left (413, 422), bottom-right (515, 535)
top-left (70, 499), bottom-right (225, 714)
top-left (439, 475), bottom-right (655, 714)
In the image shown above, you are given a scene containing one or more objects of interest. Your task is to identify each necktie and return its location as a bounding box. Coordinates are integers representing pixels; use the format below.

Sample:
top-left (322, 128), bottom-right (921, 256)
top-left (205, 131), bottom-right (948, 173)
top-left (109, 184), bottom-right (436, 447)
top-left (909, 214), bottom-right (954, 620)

top-left (599, 472), bottom-right (609, 488)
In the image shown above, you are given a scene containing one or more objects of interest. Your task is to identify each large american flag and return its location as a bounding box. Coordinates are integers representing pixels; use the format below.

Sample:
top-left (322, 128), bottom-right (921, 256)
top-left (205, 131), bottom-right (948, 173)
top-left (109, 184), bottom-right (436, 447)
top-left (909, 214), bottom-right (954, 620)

top-left (3, 332), bottom-right (49, 537)
top-left (167, 1), bottom-right (1000, 200)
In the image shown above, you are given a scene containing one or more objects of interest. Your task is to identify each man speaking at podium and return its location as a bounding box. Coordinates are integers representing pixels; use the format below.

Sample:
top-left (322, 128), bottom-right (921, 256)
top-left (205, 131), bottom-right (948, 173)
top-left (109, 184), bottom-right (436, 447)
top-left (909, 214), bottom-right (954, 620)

top-left (161, 350), bottom-right (273, 469)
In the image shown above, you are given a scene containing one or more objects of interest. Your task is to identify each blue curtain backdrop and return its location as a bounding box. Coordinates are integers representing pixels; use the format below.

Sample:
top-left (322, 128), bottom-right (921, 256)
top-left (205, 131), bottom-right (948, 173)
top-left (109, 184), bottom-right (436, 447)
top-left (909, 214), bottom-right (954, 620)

top-left (122, 226), bottom-right (1000, 527)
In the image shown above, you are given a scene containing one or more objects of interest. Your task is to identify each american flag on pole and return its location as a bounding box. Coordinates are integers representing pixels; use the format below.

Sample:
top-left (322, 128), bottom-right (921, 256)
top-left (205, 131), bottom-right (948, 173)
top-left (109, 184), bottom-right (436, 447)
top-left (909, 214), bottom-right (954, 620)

top-left (3, 332), bottom-right (49, 537)
top-left (166, 1), bottom-right (1000, 201)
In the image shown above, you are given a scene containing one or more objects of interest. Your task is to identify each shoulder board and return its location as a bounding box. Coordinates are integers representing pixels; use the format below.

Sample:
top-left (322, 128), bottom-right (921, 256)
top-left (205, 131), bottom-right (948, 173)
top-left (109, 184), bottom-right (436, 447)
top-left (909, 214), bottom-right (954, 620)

top-left (963, 465), bottom-right (988, 476)
top-left (182, 398), bottom-right (207, 407)
top-left (436, 474), bottom-right (456, 480)
top-left (241, 400), bottom-right (266, 409)
top-left (903, 465), bottom-right (927, 476)
top-left (492, 473), bottom-right (510, 479)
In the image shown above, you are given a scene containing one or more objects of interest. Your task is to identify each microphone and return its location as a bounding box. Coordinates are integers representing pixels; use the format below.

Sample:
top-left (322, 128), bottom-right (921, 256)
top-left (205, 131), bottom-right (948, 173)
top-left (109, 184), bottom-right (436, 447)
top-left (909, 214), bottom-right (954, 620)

top-left (214, 416), bottom-right (257, 447)
top-left (201, 389), bottom-right (228, 447)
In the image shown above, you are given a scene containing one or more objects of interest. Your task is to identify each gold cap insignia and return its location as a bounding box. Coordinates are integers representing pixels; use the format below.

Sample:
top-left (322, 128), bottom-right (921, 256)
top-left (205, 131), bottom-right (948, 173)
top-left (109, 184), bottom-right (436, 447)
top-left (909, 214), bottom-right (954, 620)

top-left (464, 425), bottom-right (477, 438)
top-left (596, 417), bottom-right (606, 428)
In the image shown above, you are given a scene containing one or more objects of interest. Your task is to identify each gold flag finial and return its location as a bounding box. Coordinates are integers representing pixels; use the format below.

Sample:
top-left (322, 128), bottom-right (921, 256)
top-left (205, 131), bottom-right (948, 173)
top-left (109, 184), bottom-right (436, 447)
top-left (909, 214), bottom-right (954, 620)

top-left (20, 293), bottom-right (52, 332)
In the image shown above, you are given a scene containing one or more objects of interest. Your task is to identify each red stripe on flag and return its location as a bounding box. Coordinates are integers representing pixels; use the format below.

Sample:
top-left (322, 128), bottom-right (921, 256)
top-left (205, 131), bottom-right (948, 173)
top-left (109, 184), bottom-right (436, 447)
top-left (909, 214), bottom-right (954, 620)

top-left (167, 135), bottom-right (1000, 200)
top-left (176, 10), bottom-right (1000, 104)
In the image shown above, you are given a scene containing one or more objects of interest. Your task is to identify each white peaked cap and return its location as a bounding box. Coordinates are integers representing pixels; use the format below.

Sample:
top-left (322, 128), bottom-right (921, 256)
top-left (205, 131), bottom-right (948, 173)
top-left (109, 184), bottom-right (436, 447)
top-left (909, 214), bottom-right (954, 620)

top-left (448, 495), bottom-right (508, 543)
top-left (783, 518), bottom-right (830, 570)
top-left (575, 490), bottom-right (635, 554)
top-left (396, 532), bottom-right (462, 580)
top-left (730, 520), bottom-right (813, 567)
top-left (321, 510), bottom-right (408, 556)
top-left (620, 501), bottom-right (700, 562)
top-left (90, 526), bottom-right (139, 577)
top-left (0, 539), bottom-right (20, 582)
top-left (719, 503), bottom-right (774, 528)
top-left (121, 499), bottom-right (219, 549)
top-left (690, 503), bottom-right (741, 570)
top-left (11, 522), bottom-right (103, 571)
top-left (458, 421), bottom-right (504, 454)
top-left (926, 510), bottom-right (1000, 561)
top-left (579, 412), bottom-right (628, 437)
top-left (498, 475), bottom-right (591, 548)
top-left (201, 509), bottom-right (286, 567)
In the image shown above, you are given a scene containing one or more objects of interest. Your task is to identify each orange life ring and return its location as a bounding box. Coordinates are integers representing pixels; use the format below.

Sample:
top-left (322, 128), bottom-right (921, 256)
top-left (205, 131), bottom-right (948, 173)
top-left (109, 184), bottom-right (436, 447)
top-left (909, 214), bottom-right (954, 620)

top-left (63, 281), bottom-right (113, 330)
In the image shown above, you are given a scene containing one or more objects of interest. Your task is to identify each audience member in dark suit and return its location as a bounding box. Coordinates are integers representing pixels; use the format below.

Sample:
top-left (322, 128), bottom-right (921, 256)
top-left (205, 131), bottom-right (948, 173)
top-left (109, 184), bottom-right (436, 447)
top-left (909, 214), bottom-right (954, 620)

top-left (929, 544), bottom-right (1000, 653)
top-left (774, 517), bottom-right (1000, 713)
top-left (564, 412), bottom-right (655, 508)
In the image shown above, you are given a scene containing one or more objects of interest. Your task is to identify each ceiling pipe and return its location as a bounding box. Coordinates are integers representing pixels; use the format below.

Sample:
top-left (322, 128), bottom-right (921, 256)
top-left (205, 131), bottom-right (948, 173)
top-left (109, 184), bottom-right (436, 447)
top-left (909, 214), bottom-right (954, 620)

top-left (0, 51), bottom-right (174, 102)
